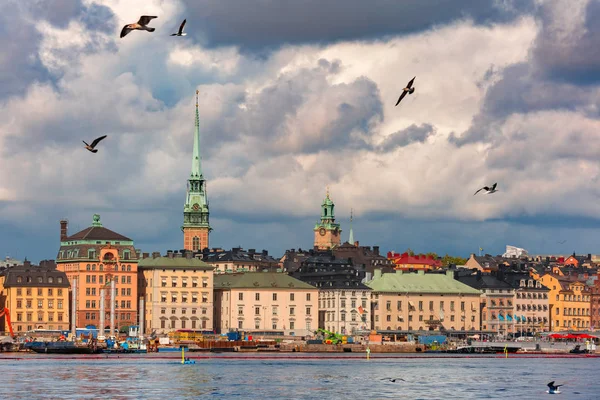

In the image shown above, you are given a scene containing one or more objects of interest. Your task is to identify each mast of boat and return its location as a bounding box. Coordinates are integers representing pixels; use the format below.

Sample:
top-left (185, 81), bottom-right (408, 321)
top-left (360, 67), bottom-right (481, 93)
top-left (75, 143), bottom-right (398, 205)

top-left (71, 277), bottom-right (77, 340)
top-left (110, 279), bottom-right (116, 337)
top-left (99, 288), bottom-right (105, 339)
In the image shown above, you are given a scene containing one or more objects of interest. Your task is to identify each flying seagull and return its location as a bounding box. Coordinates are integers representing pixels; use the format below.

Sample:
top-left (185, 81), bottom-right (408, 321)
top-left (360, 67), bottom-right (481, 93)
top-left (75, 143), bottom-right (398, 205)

top-left (474, 183), bottom-right (498, 196)
top-left (547, 381), bottom-right (563, 394)
top-left (170, 19), bottom-right (187, 36)
top-left (558, 240), bottom-right (567, 245)
top-left (120, 16), bottom-right (157, 38)
top-left (83, 135), bottom-right (107, 153)
top-left (395, 76), bottom-right (416, 106)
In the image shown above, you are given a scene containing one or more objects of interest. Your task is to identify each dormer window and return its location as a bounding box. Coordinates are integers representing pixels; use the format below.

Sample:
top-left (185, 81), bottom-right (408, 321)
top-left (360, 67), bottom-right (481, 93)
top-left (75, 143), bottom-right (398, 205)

top-left (520, 279), bottom-right (526, 287)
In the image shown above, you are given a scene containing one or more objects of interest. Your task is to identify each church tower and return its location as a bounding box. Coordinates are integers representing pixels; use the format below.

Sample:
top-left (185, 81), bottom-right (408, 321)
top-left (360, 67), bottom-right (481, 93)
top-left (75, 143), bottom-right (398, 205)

top-left (313, 187), bottom-right (342, 250)
top-left (182, 90), bottom-right (211, 251)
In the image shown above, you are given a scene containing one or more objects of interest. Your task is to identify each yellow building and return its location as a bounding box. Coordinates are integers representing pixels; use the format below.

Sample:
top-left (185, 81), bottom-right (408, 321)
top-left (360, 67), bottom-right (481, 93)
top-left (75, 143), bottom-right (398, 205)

top-left (138, 251), bottom-right (215, 334)
top-left (539, 274), bottom-right (590, 331)
top-left (0, 260), bottom-right (70, 334)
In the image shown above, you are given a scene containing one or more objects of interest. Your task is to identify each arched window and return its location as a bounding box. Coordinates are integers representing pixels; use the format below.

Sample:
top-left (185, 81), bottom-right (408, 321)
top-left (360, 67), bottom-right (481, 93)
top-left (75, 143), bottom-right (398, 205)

top-left (192, 237), bottom-right (200, 251)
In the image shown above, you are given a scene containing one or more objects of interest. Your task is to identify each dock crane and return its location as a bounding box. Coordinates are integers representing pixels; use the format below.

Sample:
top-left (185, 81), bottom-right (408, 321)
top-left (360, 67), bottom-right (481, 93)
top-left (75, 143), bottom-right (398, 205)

top-left (0, 308), bottom-right (15, 338)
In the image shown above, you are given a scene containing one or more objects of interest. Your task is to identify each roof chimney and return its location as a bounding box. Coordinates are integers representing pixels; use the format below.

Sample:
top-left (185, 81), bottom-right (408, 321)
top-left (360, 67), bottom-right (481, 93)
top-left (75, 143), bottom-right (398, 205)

top-left (142, 253), bottom-right (149, 259)
top-left (167, 250), bottom-right (174, 259)
top-left (373, 246), bottom-right (379, 256)
top-left (152, 252), bottom-right (160, 259)
top-left (60, 220), bottom-right (68, 241)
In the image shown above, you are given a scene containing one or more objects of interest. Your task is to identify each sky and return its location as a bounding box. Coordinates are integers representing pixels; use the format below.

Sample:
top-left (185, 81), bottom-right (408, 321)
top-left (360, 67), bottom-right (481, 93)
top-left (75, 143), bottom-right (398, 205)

top-left (2, 0), bottom-right (600, 263)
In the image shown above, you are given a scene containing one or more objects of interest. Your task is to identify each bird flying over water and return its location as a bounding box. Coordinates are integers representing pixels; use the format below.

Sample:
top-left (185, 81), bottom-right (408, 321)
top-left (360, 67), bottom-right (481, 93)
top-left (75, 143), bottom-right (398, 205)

top-left (558, 240), bottom-right (567, 244)
top-left (83, 135), bottom-right (107, 153)
top-left (474, 183), bottom-right (498, 196)
top-left (171, 19), bottom-right (187, 36)
top-left (120, 16), bottom-right (157, 38)
top-left (395, 76), bottom-right (416, 106)
top-left (547, 381), bottom-right (563, 394)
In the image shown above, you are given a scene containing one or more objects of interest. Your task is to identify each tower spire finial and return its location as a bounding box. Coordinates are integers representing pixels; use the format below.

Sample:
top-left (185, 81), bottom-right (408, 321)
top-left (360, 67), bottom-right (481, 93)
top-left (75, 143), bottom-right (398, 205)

top-left (191, 90), bottom-right (202, 178)
top-left (326, 185), bottom-right (330, 199)
top-left (348, 208), bottom-right (354, 245)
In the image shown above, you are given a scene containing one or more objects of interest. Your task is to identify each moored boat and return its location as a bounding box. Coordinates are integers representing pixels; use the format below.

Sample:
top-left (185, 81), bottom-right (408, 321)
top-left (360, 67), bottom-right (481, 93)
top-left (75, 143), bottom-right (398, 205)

top-left (25, 341), bottom-right (103, 354)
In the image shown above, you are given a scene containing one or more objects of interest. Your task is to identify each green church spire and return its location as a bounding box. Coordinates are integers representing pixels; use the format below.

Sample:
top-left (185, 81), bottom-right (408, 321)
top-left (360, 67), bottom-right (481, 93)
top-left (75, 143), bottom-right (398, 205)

top-left (182, 90), bottom-right (211, 236)
top-left (191, 90), bottom-right (203, 178)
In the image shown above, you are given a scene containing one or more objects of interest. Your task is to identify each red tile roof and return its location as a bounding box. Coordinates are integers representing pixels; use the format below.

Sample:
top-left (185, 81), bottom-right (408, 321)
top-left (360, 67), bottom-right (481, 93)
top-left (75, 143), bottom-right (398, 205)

top-left (386, 252), bottom-right (442, 267)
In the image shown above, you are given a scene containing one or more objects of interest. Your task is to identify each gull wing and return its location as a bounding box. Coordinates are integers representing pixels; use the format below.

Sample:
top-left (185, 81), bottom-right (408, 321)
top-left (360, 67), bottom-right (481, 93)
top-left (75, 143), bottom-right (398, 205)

top-left (395, 91), bottom-right (408, 106)
top-left (490, 182), bottom-right (497, 191)
top-left (178, 19), bottom-right (187, 35)
top-left (406, 76), bottom-right (416, 89)
top-left (474, 187), bottom-right (489, 196)
top-left (120, 25), bottom-right (132, 38)
top-left (138, 15), bottom-right (157, 26)
top-left (90, 135), bottom-right (107, 148)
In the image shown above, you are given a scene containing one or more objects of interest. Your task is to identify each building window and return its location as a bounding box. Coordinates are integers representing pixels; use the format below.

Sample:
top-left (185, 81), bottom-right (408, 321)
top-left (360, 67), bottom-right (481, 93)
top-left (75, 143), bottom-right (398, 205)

top-left (290, 321), bottom-right (295, 330)
top-left (306, 307), bottom-right (311, 315)
top-left (193, 237), bottom-right (200, 251)
top-left (239, 293), bottom-right (244, 301)
top-left (306, 293), bottom-right (311, 301)
top-left (255, 307), bottom-right (260, 315)
top-left (48, 300), bottom-right (54, 309)
top-left (16, 300), bottom-right (22, 309)
top-left (290, 307), bottom-right (295, 315)
top-left (255, 293), bottom-right (260, 301)
top-left (273, 293), bottom-right (277, 301)
top-left (37, 300), bottom-right (43, 309)
top-left (290, 293), bottom-right (295, 301)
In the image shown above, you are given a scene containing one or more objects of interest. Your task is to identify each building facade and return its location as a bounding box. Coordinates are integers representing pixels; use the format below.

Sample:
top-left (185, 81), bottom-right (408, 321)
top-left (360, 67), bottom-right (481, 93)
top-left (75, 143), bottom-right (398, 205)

top-left (0, 260), bottom-right (70, 334)
top-left (368, 270), bottom-right (481, 332)
top-left (456, 271), bottom-right (516, 336)
top-left (313, 190), bottom-right (341, 250)
top-left (213, 272), bottom-right (318, 336)
top-left (56, 214), bottom-right (139, 330)
top-left (503, 272), bottom-right (550, 334)
top-left (138, 250), bottom-right (215, 334)
top-left (290, 251), bottom-right (372, 334)
top-left (182, 90), bottom-right (211, 252)
top-left (539, 274), bottom-right (591, 331)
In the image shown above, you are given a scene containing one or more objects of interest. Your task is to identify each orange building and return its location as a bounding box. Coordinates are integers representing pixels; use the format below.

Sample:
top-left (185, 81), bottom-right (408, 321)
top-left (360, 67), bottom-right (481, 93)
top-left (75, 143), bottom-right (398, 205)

top-left (56, 214), bottom-right (139, 331)
top-left (313, 189), bottom-right (342, 250)
top-left (0, 260), bottom-right (70, 334)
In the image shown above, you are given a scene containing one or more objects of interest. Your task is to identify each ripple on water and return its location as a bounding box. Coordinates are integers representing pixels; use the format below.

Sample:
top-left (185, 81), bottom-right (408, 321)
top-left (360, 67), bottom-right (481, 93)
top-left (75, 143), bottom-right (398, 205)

top-left (0, 355), bottom-right (599, 399)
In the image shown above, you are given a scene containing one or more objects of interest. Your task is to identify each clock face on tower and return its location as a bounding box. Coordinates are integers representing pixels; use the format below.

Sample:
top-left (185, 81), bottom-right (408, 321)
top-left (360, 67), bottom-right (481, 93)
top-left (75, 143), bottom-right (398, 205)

top-left (319, 228), bottom-right (326, 236)
top-left (193, 203), bottom-right (200, 211)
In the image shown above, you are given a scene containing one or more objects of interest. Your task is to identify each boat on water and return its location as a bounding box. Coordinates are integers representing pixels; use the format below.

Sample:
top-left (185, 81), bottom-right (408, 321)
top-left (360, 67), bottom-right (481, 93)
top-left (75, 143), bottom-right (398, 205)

top-left (25, 341), bottom-right (104, 354)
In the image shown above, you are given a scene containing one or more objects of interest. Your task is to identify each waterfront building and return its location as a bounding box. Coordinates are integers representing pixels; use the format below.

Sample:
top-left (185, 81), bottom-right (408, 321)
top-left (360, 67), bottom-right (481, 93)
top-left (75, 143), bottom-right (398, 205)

top-left (138, 250), bottom-right (215, 333)
top-left (539, 273), bottom-right (591, 331)
top-left (386, 251), bottom-right (442, 271)
top-left (182, 90), bottom-right (211, 252)
top-left (455, 271), bottom-right (516, 336)
top-left (200, 247), bottom-right (280, 274)
top-left (502, 272), bottom-right (550, 334)
top-left (289, 251), bottom-right (372, 334)
top-left (56, 214), bottom-right (139, 330)
top-left (367, 269), bottom-right (481, 332)
top-left (313, 189), bottom-right (341, 250)
top-left (213, 272), bottom-right (318, 336)
top-left (590, 278), bottom-right (600, 330)
top-left (0, 260), bottom-right (69, 334)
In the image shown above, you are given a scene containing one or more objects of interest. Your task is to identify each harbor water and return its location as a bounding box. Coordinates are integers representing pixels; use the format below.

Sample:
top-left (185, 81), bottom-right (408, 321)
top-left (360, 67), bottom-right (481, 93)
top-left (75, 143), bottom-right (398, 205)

top-left (1, 353), bottom-right (598, 399)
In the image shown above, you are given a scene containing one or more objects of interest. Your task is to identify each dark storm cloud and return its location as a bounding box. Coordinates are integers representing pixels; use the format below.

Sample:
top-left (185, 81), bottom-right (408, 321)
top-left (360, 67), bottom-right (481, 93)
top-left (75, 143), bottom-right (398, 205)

top-left (180, 0), bottom-right (536, 49)
top-left (378, 123), bottom-right (435, 151)
top-left (531, 0), bottom-right (600, 85)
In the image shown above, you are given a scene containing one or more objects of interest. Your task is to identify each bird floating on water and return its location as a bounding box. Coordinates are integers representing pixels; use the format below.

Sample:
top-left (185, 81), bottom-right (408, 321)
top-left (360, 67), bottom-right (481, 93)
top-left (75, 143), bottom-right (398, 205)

top-left (83, 135), bottom-right (107, 153)
top-left (171, 19), bottom-right (187, 36)
top-left (395, 76), bottom-right (416, 106)
top-left (474, 183), bottom-right (498, 196)
top-left (120, 16), bottom-right (157, 38)
top-left (381, 377), bottom-right (405, 383)
top-left (547, 381), bottom-right (563, 394)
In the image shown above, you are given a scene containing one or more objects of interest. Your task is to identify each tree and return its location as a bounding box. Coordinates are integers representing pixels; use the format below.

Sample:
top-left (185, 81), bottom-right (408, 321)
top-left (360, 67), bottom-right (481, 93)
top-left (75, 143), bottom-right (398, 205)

top-left (442, 254), bottom-right (467, 266)
top-left (405, 248), bottom-right (415, 256)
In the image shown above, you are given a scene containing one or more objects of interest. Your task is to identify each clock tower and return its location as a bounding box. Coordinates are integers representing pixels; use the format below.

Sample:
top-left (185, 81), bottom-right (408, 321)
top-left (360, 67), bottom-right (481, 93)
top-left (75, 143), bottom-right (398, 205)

top-left (313, 188), bottom-right (342, 250)
top-left (182, 90), bottom-right (211, 251)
